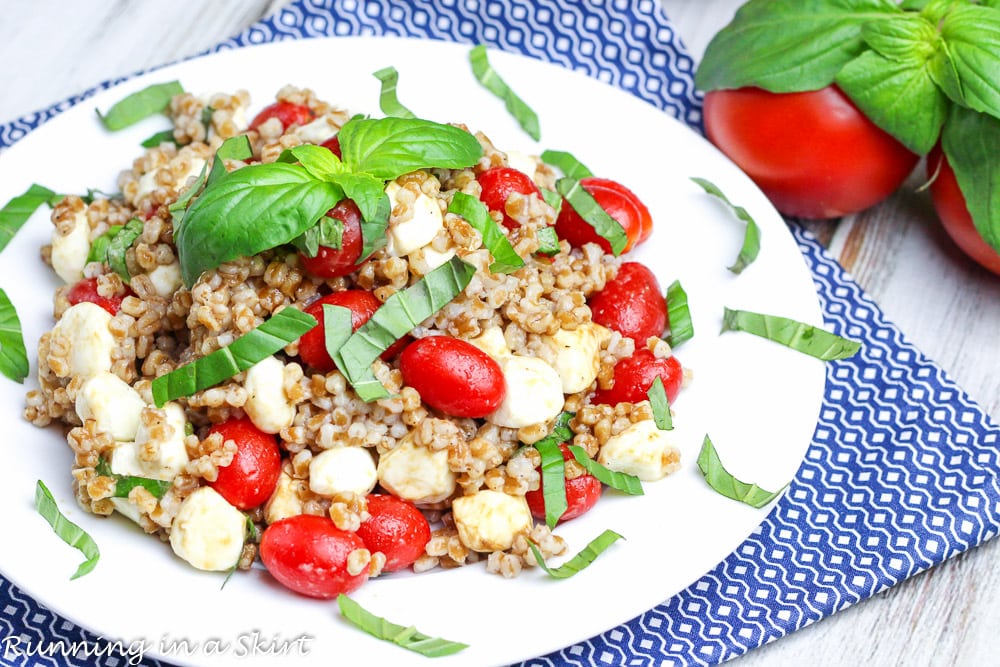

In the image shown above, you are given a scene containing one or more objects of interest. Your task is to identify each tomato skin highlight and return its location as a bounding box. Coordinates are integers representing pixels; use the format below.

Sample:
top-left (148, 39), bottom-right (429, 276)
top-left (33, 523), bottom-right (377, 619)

top-left (591, 350), bottom-right (683, 406)
top-left (399, 336), bottom-right (506, 418)
top-left (298, 199), bottom-right (364, 279)
top-left (589, 262), bottom-right (667, 344)
top-left (356, 494), bottom-right (431, 572)
top-left (259, 514), bottom-right (369, 599)
top-left (248, 101), bottom-right (315, 131)
top-left (208, 417), bottom-right (282, 510)
top-left (525, 445), bottom-right (602, 524)
top-left (927, 145), bottom-right (1000, 276)
top-left (478, 167), bottom-right (542, 230)
top-left (65, 277), bottom-right (128, 315)
top-left (703, 85), bottom-right (918, 219)
top-left (299, 290), bottom-right (407, 372)
top-left (555, 177), bottom-right (652, 253)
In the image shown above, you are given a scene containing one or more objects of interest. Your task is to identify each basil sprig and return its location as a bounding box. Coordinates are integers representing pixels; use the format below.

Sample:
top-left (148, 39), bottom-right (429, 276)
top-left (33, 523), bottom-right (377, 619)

top-left (97, 81), bottom-right (184, 131)
top-left (469, 44), bottom-right (541, 141)
top-left (1, 183), bottom-right (58, 253)
top-left (337, 595), bottom-right (468, 657)
top-left (721, 307), bottom-right (861, 361)
top-left (697, 436), bottom-right (785, 508)
top-left (555, 178), bottom-right (628, 255)
top-left (373, 66), bottom-right (416, 119)
top-left (448, 192), bottom-right (524, 274)
top-left (691, 177), bottom-right (760, 274)
top-left (0, 288), bottom-right (28, 383)
top-left (94, 458), bottom-right (172, 499)
top-left (528, 529), bottom-right (624, 579)
top-left (665, 279), bottom-right (694, 348)
top-left (35, 480), bottom-right (101, 579)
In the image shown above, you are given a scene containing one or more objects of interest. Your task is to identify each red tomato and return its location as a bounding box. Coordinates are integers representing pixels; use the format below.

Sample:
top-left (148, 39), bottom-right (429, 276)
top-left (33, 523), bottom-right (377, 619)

top-left (478, 167), bottom-right (543, 230)
top-left (248, 101), bottom-right (315, 131)
top-left (555, 177), bottom-right (652, 253)
top-left (591, 349), bottom-right (683, 406)
top-left (208, 417), bottom-right (281, 510)
top-left (525, 444), bottom-right (602, 523)
top-left (589, 262), bottom-right (666, 344)
top-left (298, 199), bottom-right (364, 279)
top-left (299, 290), bottom-right (408, 372)
top-left (65, 277), bottom-right (128, 315)
top-left (259, 514), bottom-right (369, 599)
top-left (356, 494), bottom-right (431, 572)
top-left (399, 336), bottom-right (506, 418)
top-left (927, 145), bottom-right (1000, 276)
top-left (320, 135), bottom-right (342, 159)
top-left (703, 85), bottom-right (918, 219)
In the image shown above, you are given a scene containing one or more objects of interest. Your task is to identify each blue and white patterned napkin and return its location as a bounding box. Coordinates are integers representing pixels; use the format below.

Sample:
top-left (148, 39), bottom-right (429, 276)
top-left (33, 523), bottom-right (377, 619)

top-left (3, 2), bottom-right (1000, 666)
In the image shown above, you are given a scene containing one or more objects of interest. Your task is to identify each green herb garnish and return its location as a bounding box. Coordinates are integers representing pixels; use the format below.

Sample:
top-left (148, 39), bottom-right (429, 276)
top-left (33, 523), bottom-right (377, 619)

top-left (533, 421), bottom-right (571, 529)
top-left (97, 81), bottom-right (184, 131)
top-left (94, 458), bottom-right (172, 500)
top-left (0, 288), bottom-right (28, 383)
top-left (528, 529), bottom-right (624, 579)
top-left (665, 279), bottom-right (694, 348)
top-left (566, 445), bottom-right (643, 496)
top-left (555, 178), bottom-right (627, 255)
top-left (35, 480), bottom-right (101, 579)
top-left (140, 129), bottom-right (178, 148)
top-left (105, 218), bottom-right (143, 283)
top-left (646, 376), bottom-right (673, 431)
top-left (207, 134), bottom-right (253, 186)
top-left (469, 44), bottom-right (541, 141)
top-left (1, 183), bottom-right (57, 253)
top-left (87, 224), bottom-right (123, 264)
top-left (373, 66), bottom-right (416, 119)
top-left (721, 306), bottom-right (861, 361)
top-left (691, 177), bottom-right (761, 274)
top-left (337, 594), bottom-right (469, 657)
top-left (541, 149), bottom-right (593, 179)
top-left (322, 304), bottom-right (354, 362)
top-left (448, 192), bottom-right (524, 274)
top-left (535, 226), bottom-right (561, 255)
top-left (697, 435), bottom-right (785, 508)
top-left (540, 188), bottom-right (563, 214)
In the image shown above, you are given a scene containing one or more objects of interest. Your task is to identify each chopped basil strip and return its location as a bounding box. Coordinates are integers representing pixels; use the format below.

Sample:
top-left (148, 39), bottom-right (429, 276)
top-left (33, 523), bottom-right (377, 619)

top-left (0, 288), bottom-right (29, 383)
top-left (94, 458), bottom-right (171, 499)
top-left (697, 435), bottom-right (785, 508)
top-left (357, 193), bottom-right (391, 264)
top-left (35, 480), bottom-right (100, 579)
top-left (691, 177), bottom-right (761, 274)
top-left (448, 192), bottom-right (524, 274)
top-left (534, 435), bottom-right (568, 529)
top-left (97, 80), bottom-right (184, 131)
top-left (87, 224), bottom-right (123, 263)
top-left (81, 188), bottom-right (119, 205)
top-left (373, 66), bottom-right (416, 119)
top-left (541, 149), bottom-right (593, 179)
top-left (150, 307), bottom-right (317, 407)
top-left (555, 178), bottom-right (627, 256)
top-left (0, 183), bottom-right (57, 253)
top-left (721, 307), bottom-right (861, 361)
top-left (535, 226), bottom-right (561, 255)
top-left (665, 279), bottom-right (694, 348)
top-left (200, 106), bottom-right (215, 138)
top-left (647, 376), bottom-right (673, 431)
top-left (540, 188), bottom-right (563, 214)
top-left (469, 44), bottom-right (541, 141)
top-left (528, 529), bottom-right (624, 579)
top-left (337, 595), bottom-right (468, 657)
top-left (535, 411), bottom-right (574, 448)
top-left (207, 135), bottom-right (254, 186)
top-left (322, 304), bottom-right (354, 363)
top-left (292, 215), bottom-right (343, 258)
top-left (140, 129), bottom-right (178, 148)
top-left (106, 218), bottom-right (144, 282)
top-left (566, 445), bottom-right (643, 496)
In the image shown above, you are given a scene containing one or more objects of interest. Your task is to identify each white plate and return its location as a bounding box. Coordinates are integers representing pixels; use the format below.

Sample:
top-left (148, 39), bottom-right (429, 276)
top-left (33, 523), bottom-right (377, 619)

top-left (0, 37), bottom-right (825, 667)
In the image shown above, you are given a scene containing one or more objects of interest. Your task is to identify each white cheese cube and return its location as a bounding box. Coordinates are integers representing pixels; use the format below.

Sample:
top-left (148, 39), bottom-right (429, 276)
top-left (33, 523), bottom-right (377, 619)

top-left (377, 435), bottom-right (455, 505)
top-left (135, 156), bottom-right (206, 201)
top-left (384, 180), bottom-right (444, 256)
top-left (147, 262), bottom-right (182, 299)
top-left (407, 245), bottom-right (456, 275)
top-left (295, 116), bottom-right (339, 144)
top-left (265, 470), bottom-right (307, 525)
top-left (75, 371), bottom-right (146, 441)
top-left (243, 356), bottom-right (295, 435)
top-left (51, 208), bottom-right (90, 284)
top-left (505, 150), bottom-right (538, 179)
top-left (466, 326), bottom-right (511, 360)
top-left (50, 302), bottom-right (115, 378)
top-left (134, 402), bottom-right (190, 480)
top-left (169, 487), bottom-right (247, 572)
top-left (597, 419), bottom-right (681, 481)
top-left (452, 490), bottom-right (532, 552)
top-left (487, 355), bottom-right (565, 428)
top-left (309, 446), bottom-right (378, 498)
top-left (542, 322), bottom-right (610, 394)
top-left (109, 498), bottom-right (143, 524)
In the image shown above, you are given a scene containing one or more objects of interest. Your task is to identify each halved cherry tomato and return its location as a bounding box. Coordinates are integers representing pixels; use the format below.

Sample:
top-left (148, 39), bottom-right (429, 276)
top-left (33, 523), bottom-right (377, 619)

top-left (399, 336), bottom-right (505, 418)
top-left (356, 494), bottom-right (431, 572)
top-left (208, 417), bottom-right (281, 510)
top-left (589, 262), bottom-right (666, 344)
top-left (525, 444), bottom-right (602, 523)
top-left (298, 199), bottom-right (364, 279)
top-left (66, 277), bottom-right (129, 315)
top-left (555, 177), bottom-right (652, 254)
top-left (591, 349), bottom-right (683, 406)
top-left (259, 514), bottom-right (369, 599)
top-left (299, 290), bottom-right (407, 373)
top-left (478, 167), bottom-right (543, 230)
top-left (248, 101), bottom-right (315, 132)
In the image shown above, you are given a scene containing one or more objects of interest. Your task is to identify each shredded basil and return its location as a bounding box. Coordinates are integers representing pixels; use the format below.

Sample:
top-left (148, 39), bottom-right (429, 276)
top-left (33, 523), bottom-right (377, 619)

top-left (665, 279), bottom-right (694, 348)
top-left (322, 304), bottom-right (354, 363)
top-left (721, 307), bottom-right (861, 361)
top-left (448, 192), bottom-right (524, 274)
top-left (105, 218), bottom-right (144, 283)
top-left (337, 595), bottom-right (469, 657)
top-left (691, 177), bottom-right (761, 274)
top-left (0, 288), bottom-right (28, 383)
top-left (697, 435), bottom-right (785, 508)
top-left (647, 376), bottom-right (673, 431)
top-left (207, 135), bottom-right (254, 186)
top-left (373, 66), bottom-right (416, 119)
top-left (97, 81), bottom-right (184, 131)
top-left (35, 480), bottom-right (101, 579)
top-left (541, 149), bottom-right (593, 179)
top-left (566, 445), bottom-right (643, 496)
top-left (534, 436), bottom-right (569, 530)
top-left (140, 129), bottom-right (178, 148)
top-left (540, 188), bottom-right (563, 214)
top-left (357, 194), bottom-right (392, 264)
top-left (469, 44), bottom-right (541, 141)
top-left (150, 307), bottom-right (317, 407)
top-left (94, 458), bottom-right (171, 500)
top-left (87, 224), bottom-right (123, 264)
top-left (535, 226), bottom-right (561, 255)
top-left (555, 178), bottom-right (628, 255)
top-left (292, 215), bottom-right (344, 257)
top-left (0, 183), bottom-right (57, 253)
top-left (528, 529), bottom-right (624, 579)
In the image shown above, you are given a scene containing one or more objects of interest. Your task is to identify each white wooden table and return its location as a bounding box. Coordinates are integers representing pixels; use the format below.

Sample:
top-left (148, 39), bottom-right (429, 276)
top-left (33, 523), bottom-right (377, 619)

top-left (2, 1), bottom-right (997, 665)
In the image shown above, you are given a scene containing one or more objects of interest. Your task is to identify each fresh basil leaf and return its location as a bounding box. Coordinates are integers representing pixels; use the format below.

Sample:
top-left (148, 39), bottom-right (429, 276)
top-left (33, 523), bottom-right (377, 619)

top-left (721, 306), bottom-right (861, 360)
top-left (332, 172), bottom-right (385, 224)
top-left (277, 143), bottom-right (345, 182)
top-left (940, 105), bottom-right (1000, 253)
top-left (81, 188), bottom-right (119, 205)
top-left (540, 149), bottom-right (593, 179)
top-left (566, 445), bottom-right (643, 496)
top-left (338, 116), bottom-right (483, 180)
top-left (696, 0), bottom-right (901, 93)
top-left (937, 5), bottom-right (1000, 119)
top-left (691, 177), bottom-right (760, 274)
top-left (0, 288), bottom-right (28, 383)
top-left (292, 215), bottom-right (343, 257)
top-left (469, 44), bottom-right (541, 141)
top-left (337, 595), bottom-right (468, 657)
top-left (535, 226), bottom-right (561, 255)
top-left (176, 162), bottom-right (344, 286)
top-left (528, 529), bottom-right (624, 579)
top-left (536, 411), bottom-right (575, 448)
top-left (534, 434), bottom-right (568, 529)
top-left (373, 66), bottom-right (416, 119)
top-left (151, 308), bottom-right (317, 407)
top-left (35, 480), bottom-right (100, 579)
top-left (647, 376), bottom-right (673, 431)
top-left (322, 304), bottom-right (354, 363)
top-left (94, 458), bottom-right (171, 500)
top-left (665, 279), bottom-right (694, 348)
top-left (140, 129), bottom-right (178, 148)
top-left (97, 81), bottom-right (184, 131)
top-left (448, 192), bottom-right (524, 274)
top-left (87, 224), bottom-right (123, 264)
top-left (207, 135), bottom-right (254, 186)
top-left (169, 163), bottom-right (208, 230)
top-left (540, 188), bottom-right (563, 215)
top-left (1, 183), bottom-right (57, 253)
top-left (106, 218), bottom-right (144, 283)
top-left (555, 178), bottom-right (627, 256)
top-left (697, 435), bottom-right (785, 508)
top-left (357, 193), bottom-right (391, 264)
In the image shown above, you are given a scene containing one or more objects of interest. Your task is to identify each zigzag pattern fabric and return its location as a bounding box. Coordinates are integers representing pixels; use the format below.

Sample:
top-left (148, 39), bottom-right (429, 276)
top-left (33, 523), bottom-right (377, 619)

top-left (2, 1), bottom-right (998, 666)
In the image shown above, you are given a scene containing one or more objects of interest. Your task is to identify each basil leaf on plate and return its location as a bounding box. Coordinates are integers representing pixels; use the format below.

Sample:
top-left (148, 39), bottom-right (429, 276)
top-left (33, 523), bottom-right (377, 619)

top-left (0, 183), bottom-right (57, 253)
top-left (940, 105), bottom-right (1000, 254)
top-left (97, 80), bottom-right (184, 131)
top-left (0, 288), bottom-right (29, 383)
top-left (35, 480), bottom-right (101, 579)
top-left (469, 44), bottom-right (541, 141)
top-left (448, 192), bottom-right (524, 274)
top-left (647, 376), bottom-right (673, 431)
top-left (555, 177), bottom-right (627, 256)
top-left (337, 594), bottom-right (468, 657)
top-left (721, 307), bottom-right (861, 360)
top-left (566, 445), bottom-right (644, 496)
top-left (106, 218), bottom-right (144, 283)
top-left (691, 177), bottom-right (760, 274)
top-left (528, 529), bottom-right (624, 579)
top-left (373, 66), bottom-right (416, 119)
top-left (665, 279), bottom-right (694, 348)
top-left (540, 149), bottom-right (593, 179)
top-left (697, 435), bottom-right (785, 508)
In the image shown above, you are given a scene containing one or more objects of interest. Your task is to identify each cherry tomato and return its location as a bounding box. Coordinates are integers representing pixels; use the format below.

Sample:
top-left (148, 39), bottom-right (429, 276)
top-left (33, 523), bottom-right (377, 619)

top-left (555, 177), bottom-right (652, 254)
top-left (589, 262), bottom-right (666, 344)
top-left (591, 349), bottom-right (683, 406)
top-left (66, 277), bottom-right (128, 315)
top-left (320, 135), bottom-right (342, 159)
top-left (356, 494), bottom-right (431, 572)
top-left (703, 85), bottom-right (918, 219)
top-left (926, 145), bottom-right (1000, 276)
top-left (248, 101), bottom-right (315, 132)
top-left (298, 199), bottom-right (364, 279)
top-left (208, 417), bottom-right (282, 510)
top-left (399, 336), bottom-right (506, 418)
top-left (525, 444), bottom-right (602, 523)
top-left (259, 514), bottom-right (369, 599)
top-left (299, 290), bottom-right (408, 373)
top-left (478, 167), bottom-right (542, 230)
